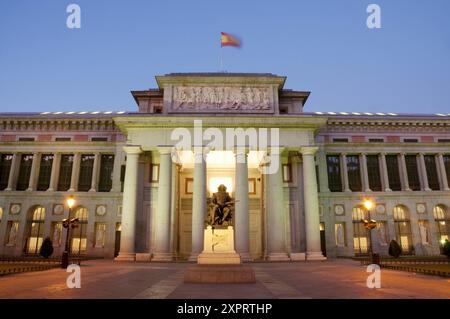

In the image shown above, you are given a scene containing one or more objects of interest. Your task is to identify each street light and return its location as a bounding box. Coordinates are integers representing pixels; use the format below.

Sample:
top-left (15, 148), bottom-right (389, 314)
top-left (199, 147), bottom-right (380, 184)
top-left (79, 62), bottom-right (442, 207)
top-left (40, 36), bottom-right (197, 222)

top-left (61, 195), bottom-right (78, 269)
top-left (362, 199), bottom-right (379, 265)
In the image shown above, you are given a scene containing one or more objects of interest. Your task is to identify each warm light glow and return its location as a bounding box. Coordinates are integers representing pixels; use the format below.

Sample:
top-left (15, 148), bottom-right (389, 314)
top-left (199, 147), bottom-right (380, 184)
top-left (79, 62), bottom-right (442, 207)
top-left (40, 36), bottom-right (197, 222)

top-left (363, 199), bottom-right (374, 210)
top-left (209, 177), bottom-right (233, 194)
top-left (67, 196), bottom-right (75, 209)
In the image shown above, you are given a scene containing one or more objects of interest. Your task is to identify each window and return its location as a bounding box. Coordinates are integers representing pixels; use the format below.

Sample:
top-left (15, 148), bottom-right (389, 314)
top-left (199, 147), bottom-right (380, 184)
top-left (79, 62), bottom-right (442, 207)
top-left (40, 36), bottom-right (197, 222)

top-left (405, 155), bottom-right (420, 191)
top-left (0, 154), bottom-right (13, 190)
top-left (326, 155), bottom-right (342, 192)
top-left (438, 139), bottom-right (450, 143)
top-left (333, 138), bottom-right (348, 143)
top-left (18, 137), bottom-right (35, 142)
top-left (403, 139), bottom-right (418, 143)
top-left (366, 155), bottom-right (381, 191)
top-left (424, 155), bottom-right (439, 190)
top-left (70, 207), bottom-right (88, 254)
top-left (94, 223), bottom-right (106, 248)
top-left (0, 207), bottom-right (2, 221)
top-left (37, 154), bottom-right (54, 191)
top-left (24, 206), bottom-right (46, 254)
top-left (78, 154), bottom-right (95, 191)
top-left (57, 154), bottom-right (74, 191)
top-left (5, 221), bottom-right (19, 246)
top-left (368, 138), bottom-right (384, 143)
top-left (352, 206), bottom-right (369, 255)
top-left (91, 137), bottom-right (108, 142)
top-left (16, 154), bottom-right (34, 191)
top-left (393, 205), bottom-right (413, 254)
top-left (335, 222), bottom-right (346, 247)
top-left (444, 155), bottom-right (450, 187)
top-left (433, 205), bottom-right (449, 246)
top-left (386, 155), bottom-right (401, 191)
top-left (120, 164), bottom-right (126, 192)
top-left (98, 155), bottom-right (114, 192)
top-left (55, 137), bottom-right (71, 142)
top-left (347, 155), bottom-right (362, 192)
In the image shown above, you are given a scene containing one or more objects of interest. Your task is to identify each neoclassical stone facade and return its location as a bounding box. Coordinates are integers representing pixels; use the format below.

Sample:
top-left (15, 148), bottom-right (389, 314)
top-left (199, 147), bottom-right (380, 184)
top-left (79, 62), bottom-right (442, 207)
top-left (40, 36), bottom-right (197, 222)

top-left (0, 73), bottom-right (449, 261)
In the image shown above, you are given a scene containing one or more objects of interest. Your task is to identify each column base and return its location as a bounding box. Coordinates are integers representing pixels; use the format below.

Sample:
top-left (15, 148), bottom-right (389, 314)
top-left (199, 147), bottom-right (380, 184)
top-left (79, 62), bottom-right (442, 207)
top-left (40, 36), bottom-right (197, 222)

top-left (266, 252), bottom-right (290, 261)
top-left (424, 188), bottom-right (432, 192)
top-left (68, 188), bottom-right (75, 192)
top-left (46, 188), bottom-right (54, 192)
top-left (114, 252), bottom-right (136, 262)
top-left (384, 188), bottom-right (392, 192)
top-left (306, 251), bottom-right (327, 261)
top-left (237, 252), bottom-right (252, 262)
top-left (26, 188), bottom-right (34, 192)
top-left (403, 188), bottom-right (412, 191)
top-left (152, 252), bottom-right (173, 262)
top-left (444, 188), bottom-right (450, 191)
top-left (289, 252), bottom-right (306, 261)
top-left (188, 252), bottom-right (200, 262)
top-left (135, 253), bottom-right (151, 262)
top-left (88, 188), bottom-right (96, 193)
top-left (4, 188), bottom-right (12, 191)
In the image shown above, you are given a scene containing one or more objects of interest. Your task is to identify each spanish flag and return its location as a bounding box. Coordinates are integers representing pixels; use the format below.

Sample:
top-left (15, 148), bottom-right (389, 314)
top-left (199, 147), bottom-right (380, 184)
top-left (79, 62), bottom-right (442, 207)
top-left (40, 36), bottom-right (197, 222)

top-left (221, 32), bottom-right (242, 48)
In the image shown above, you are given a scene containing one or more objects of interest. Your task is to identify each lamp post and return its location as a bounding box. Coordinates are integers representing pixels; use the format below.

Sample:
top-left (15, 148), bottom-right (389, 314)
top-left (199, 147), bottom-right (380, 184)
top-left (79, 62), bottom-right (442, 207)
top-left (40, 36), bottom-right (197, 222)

top-left (362, 199), bottom-right (379, 265)
top-left (61, 195), bottom-right (76, 269)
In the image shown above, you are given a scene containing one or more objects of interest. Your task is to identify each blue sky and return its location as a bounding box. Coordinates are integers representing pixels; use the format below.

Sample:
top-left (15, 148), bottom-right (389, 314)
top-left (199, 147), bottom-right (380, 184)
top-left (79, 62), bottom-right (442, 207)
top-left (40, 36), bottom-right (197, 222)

top-left (0, 0), bottom-right (449, 114)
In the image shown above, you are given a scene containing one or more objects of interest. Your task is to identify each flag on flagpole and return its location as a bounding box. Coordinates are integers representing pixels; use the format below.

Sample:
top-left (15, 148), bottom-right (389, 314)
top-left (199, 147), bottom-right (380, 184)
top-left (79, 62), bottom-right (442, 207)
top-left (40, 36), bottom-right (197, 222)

top-left (221, 32), bottom-right (242, 48)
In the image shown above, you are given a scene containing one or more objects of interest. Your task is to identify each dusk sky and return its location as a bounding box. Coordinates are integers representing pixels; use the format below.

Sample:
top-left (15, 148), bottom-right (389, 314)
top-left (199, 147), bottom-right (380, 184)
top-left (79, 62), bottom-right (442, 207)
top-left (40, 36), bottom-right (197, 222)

top-left (1, 0), bottom-right (449, 114)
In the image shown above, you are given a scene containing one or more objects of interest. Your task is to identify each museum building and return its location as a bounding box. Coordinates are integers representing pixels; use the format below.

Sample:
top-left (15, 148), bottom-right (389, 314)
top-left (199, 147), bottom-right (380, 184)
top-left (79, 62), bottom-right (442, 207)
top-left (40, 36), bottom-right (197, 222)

top-left (0, 73), bottom-right (449, 261)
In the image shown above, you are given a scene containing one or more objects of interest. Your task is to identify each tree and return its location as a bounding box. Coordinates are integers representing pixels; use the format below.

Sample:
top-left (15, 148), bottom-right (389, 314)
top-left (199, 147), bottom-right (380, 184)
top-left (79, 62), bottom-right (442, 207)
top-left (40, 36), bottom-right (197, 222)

top-left (443, 239), bottom-right (450, 258)
top-left (39, 237), bottom-right (54, 259)
top-left (388, 239), bottom-right (402, 258)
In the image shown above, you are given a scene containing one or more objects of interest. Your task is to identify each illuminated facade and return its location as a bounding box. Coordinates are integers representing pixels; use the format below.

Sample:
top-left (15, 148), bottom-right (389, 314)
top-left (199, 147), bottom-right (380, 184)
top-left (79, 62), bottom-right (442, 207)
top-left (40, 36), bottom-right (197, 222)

top-left (0, 73), bottom-right (449, 260)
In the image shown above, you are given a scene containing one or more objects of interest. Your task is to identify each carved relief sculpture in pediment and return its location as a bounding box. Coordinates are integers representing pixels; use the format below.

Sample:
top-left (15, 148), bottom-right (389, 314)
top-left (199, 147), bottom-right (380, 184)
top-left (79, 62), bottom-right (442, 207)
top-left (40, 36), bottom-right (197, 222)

top-left (172, 86), bottom-right (272, 112)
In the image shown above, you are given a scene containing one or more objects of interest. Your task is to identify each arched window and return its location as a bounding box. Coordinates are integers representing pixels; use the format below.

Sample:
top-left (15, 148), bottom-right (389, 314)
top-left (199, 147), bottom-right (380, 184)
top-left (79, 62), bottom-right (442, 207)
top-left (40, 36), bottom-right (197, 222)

top-left (69, 206), bottom-right (88, 254)
top-left (433, 205), bottom-right (449, 245)
top-left (24, 206), bottom-right (46, 254)
top-left (352, 206), bottom-right (369, 255)
top-left (393, 205), bottom-right (413, 254)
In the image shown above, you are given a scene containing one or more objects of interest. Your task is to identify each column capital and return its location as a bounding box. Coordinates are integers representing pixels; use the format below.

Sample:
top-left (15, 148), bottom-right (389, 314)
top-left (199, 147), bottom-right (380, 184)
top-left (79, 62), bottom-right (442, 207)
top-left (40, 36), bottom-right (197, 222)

top-left (300, 146), bottom-right (318, 156)
top-left (123, 145), bottom-right (143, 155)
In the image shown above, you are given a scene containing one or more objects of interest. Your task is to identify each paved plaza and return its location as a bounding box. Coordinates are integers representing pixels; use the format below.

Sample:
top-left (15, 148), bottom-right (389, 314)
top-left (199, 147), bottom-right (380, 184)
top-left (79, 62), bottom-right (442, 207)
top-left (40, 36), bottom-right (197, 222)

top-left (0, 259), bottom-right (448, 299)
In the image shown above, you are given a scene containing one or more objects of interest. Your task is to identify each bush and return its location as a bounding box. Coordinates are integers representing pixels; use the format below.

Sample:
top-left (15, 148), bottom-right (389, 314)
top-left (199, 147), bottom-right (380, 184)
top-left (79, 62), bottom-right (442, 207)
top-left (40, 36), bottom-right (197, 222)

top-left (443, 239), bottom-right (450, 258)
top-left (39, 237), bottom-right (54, 259)
top-left (388, 240), bottom-right (402, 258)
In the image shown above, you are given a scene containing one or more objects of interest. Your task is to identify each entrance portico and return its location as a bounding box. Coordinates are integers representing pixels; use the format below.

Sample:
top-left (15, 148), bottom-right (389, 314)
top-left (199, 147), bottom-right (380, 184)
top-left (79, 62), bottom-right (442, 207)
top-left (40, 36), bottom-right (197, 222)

top-left (113, 73), bottom-right (327, 262)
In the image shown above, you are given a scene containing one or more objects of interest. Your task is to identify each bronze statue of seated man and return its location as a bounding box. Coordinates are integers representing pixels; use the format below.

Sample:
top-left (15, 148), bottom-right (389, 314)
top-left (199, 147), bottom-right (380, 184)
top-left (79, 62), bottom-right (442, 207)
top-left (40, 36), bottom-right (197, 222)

top-left (206, 184), bottom-right (235, 227)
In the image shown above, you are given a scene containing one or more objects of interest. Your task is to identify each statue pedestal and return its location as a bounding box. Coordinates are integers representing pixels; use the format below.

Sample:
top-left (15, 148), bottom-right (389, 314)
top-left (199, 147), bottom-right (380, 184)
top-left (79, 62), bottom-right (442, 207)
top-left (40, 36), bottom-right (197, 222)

top-left (184, 226), bottom-right (255, 283)
top-left (197, 226), bottom-right (241, 265)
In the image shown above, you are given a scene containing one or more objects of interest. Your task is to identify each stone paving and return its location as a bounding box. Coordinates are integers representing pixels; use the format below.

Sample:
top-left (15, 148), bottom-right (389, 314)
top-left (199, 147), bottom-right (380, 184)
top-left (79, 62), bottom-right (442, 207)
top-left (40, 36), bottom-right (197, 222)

top-left (0, 259), bottom-right (448, 299)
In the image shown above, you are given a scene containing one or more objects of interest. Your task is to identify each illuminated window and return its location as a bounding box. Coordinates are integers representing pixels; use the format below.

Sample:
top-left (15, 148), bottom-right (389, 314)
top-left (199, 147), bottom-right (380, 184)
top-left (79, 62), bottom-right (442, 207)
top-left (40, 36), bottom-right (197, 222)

top-left (24, 206), bottom-right (46, 254)
top-left (433, 205), bottom-right (449, 246)
top-left (352, 206), bottom-right (369, 255)
top-left (70, 207), bottom-right (88, 254)
top-left (393, 205), bottom-right (412, 254)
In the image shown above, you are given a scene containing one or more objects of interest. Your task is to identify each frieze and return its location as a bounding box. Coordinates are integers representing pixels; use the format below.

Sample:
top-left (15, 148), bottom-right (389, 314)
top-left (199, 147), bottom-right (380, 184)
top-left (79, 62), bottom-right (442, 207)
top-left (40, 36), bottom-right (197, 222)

top-left (170, 86), bottom-right (275, 113)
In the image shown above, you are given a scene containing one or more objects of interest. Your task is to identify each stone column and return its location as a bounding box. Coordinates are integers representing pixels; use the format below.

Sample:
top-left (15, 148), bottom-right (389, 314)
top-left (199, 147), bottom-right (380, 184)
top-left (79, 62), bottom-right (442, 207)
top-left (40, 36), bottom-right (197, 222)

top-left (340, 153), bottom-right (351, 192)
top-left (89, 153), bottom-right (101, 192)
top-left (189, 148), bottom-right (207, 261)
top-left (68, 153), bottom-right (81, 192)
top-left (234, 148), bottom-right (250, 261)
top-left (317, 147), bottom-right (330, 193)
top-left (47, 153), bottom-right (61, 192)
top-left (26, 152), bottom-right (41, 192)
top-left (302, 147), bottom-right (326, 261)
top-left (264, 148), bottom-right (289, 261)
top-left (115, 146), bottom-right (142, 261)
top-left (360, 153), bottom-right (371, 192)
top-left (437, 153), bottom-right (450, 191)
top-left (418, 153), bottom-right (431, 191)
top-left (399, 153), bottom-right (411, 191)
top-left (153, 148), bottom-right (173, 261)
top-left (380, 153), bottom-right (391, 192)
top-left (5, 153), bottom-right (20, 191)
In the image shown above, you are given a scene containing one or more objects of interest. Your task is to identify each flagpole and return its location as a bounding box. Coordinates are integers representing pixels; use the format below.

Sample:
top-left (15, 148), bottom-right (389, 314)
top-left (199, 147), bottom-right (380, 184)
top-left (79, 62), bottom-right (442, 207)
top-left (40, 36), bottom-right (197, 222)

top-left (220, 46), bottom-right (223, 72)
